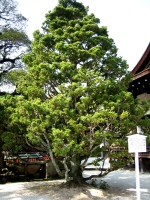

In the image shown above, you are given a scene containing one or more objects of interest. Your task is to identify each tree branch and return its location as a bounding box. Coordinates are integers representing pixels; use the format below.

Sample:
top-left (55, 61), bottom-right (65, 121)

top-left (0, 56), bottom-right (20, 64)
top-left (23, 134), bottom-right (46, 151)
top-left (63, 156), bottom-right (70, 180)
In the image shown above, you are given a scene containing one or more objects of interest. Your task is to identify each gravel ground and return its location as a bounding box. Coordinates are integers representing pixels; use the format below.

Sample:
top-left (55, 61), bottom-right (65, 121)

top-left (93, 169), bottom-right (150, 200)
top-left (0, 169), bottom-right (150, 200)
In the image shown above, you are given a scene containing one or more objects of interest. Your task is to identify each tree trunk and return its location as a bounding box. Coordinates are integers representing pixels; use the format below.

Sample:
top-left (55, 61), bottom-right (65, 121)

top-left (42, 133), bottom-right (64, 178)
top-left (48, 147), bottom-right (64, 178)
top-left (67, 155), bottom-right (84, 185)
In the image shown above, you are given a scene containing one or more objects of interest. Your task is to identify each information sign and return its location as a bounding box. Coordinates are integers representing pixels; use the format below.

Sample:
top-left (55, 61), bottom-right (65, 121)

top-left (127, 134), bottom-right (147, 153)
top-left (127, 133), bottom-right (147, 200)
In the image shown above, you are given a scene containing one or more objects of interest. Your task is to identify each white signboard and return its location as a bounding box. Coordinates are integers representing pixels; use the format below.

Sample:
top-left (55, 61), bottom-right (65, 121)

top-left (127, 134), bottom-right (147, 153)
top-left (127, 132), bottom-right (147, 200)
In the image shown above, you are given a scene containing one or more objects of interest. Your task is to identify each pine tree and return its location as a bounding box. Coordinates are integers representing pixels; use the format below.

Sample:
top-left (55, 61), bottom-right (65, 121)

top-left (2, 0), bottom-right (149, 184)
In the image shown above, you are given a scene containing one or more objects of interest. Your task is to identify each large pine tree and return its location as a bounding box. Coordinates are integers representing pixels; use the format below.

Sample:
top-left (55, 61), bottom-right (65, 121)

top-left (2, 0), bottom-right (149, 184)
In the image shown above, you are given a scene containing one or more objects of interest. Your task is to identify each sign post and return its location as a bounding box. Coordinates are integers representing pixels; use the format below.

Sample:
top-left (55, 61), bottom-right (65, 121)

top-left (127, 130), bottom-right (147, 200)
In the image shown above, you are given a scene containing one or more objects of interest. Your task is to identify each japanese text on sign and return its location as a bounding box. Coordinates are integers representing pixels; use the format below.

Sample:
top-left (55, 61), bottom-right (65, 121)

top-left (128, 137), bottom-right (146, 153)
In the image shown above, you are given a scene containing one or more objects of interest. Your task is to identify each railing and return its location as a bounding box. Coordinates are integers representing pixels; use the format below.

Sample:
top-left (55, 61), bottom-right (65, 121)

top-left (111, 146), bottom-right (150, 158)
top-left (137, 152), bottom-right (150, 158)
top-left (4, 152), bottom-right (51, 164)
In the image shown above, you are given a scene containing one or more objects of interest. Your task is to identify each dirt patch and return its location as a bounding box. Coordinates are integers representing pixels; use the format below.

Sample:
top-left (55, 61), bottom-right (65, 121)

top-left (30, 183), bottom-right (106, 200)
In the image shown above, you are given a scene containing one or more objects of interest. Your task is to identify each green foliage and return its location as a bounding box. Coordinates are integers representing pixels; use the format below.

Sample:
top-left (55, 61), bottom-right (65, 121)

top-left (0, 0), bottom-right (30, 87)
top-left (91, 179), bottom-right (109, 190)
top-left (1, 0), bottom-right (150, 182)
top-left (0, 95), bottom-right (26, 153)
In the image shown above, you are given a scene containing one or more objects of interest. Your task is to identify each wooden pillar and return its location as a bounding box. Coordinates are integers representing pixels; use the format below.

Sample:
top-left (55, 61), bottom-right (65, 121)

top-left (43, 163), bottom-right (46, 179)
top-left (139, 157), bottom-right (144, 173)
top-left (24, 163), bottom-right (27, 177)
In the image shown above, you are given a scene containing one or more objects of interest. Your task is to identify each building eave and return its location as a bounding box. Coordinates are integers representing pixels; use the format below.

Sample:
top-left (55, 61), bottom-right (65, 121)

top-left (132, 43), bottom-right (150, 75)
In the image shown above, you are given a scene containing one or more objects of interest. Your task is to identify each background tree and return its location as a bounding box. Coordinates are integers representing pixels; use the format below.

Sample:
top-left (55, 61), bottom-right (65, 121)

top-left (0, 0), bottom-right (30, 174)
top-left (0, 0), bottom-right (30, 90)
top-left (2, 0), bottom-right (149, 184)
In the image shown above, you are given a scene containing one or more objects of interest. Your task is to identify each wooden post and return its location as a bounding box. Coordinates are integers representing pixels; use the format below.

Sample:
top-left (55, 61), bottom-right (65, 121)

top-left (139, 157), bottom-right (144, 173)
top-left (24, 163), bottom-right (27, 177)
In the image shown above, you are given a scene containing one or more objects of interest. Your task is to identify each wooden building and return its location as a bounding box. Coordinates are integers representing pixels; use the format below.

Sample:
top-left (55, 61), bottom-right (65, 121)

top-left (129, 43), bottom-right (150, 100)
top-left (129, 43), bottom-right (150, 172)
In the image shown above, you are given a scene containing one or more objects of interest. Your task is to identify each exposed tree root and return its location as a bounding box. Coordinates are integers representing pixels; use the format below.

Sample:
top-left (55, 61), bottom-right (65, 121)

top-left (59, 179), bottom-right (89, 189)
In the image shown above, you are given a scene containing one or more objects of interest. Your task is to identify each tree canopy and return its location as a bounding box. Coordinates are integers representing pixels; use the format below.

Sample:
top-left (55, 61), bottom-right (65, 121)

top-left (0, 0), bottom-right (30, 173)
top-left (1, 0), bottom-right (150, 184)
top-left (0, 0), bottom-right (30, 90)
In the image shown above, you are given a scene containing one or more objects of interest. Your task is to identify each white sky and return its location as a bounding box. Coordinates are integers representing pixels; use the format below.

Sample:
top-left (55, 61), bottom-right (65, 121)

top-left (16, 0), bottom-right (150, 71)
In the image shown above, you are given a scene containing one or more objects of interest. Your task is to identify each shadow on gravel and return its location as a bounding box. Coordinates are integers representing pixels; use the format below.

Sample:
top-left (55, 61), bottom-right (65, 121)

top-left (0, 170), bottom-right (150, 200)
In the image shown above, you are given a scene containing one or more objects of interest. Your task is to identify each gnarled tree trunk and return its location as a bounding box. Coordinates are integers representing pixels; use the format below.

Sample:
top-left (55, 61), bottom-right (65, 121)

top-left (67, 155), bottom-right (85, 185)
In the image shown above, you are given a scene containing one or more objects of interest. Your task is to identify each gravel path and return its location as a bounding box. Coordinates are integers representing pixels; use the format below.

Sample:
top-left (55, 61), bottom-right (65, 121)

top-left (0, 179), bottom-right (65, 200)
top-left (0, 169), bottom-right (150, 200)
top-left (99, 169), bottom-right (150, 199)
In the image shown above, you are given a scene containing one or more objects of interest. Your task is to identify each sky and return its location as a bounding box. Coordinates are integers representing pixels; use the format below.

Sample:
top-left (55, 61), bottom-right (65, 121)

top-left (16, 0), bottom-right (150, 71)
